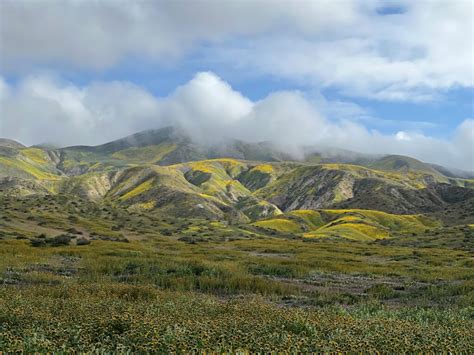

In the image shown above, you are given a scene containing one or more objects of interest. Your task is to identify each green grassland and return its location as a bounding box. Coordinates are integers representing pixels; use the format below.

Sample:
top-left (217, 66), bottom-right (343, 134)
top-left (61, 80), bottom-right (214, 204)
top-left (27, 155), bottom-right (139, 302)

top-left (253, 209), bottom-right (441, 241)
top-left (0, 194), bottom-right (473, 352)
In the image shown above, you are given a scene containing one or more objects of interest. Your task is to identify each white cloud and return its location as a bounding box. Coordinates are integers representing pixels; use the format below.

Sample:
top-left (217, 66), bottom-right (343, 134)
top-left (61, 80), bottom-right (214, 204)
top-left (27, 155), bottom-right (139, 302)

top-left (163, 72), bottom-right (253, 143)
top-left (0, 75), bottom-right (160, 146)
top-left (0, 72), bottom-right (472, 170)
top-left (1, 0), bottom-right (472, 100)
top-left (395, 131), bottom-right (411, 141)
top-left (453, 119), bottom-right (474, 169)
top-left (214, 0), bottom-right (473, 101)
top-left (0, 0), bottom-right (362, 70)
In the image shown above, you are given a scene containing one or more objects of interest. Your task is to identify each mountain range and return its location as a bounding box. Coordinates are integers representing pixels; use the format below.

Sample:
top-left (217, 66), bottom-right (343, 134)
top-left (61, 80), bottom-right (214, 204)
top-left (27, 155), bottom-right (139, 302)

top-left (1, 126), bottom-right (473, 241)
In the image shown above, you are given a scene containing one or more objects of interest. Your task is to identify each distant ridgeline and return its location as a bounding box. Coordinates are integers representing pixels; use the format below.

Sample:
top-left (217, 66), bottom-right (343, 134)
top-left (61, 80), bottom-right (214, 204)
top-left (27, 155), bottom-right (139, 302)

top-left (1, 126), bottom-right (473, 240)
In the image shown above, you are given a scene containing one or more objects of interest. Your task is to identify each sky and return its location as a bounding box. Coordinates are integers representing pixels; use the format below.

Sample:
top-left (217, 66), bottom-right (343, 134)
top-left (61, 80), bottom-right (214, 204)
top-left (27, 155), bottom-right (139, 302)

top-left (0, 0), bottom-right (473, 169)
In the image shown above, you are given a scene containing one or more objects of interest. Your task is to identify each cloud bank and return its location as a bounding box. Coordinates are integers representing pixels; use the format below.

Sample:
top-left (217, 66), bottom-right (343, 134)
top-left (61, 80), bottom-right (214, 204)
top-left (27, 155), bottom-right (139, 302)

top-left (1, 0), bottom-right (472, 100)
top-left (1, 72), bottom-right (472, 170)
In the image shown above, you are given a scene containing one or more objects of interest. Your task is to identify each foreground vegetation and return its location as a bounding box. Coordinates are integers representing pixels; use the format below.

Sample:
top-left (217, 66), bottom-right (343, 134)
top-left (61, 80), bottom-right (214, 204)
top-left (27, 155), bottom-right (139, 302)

top-left (1, 283), bottom-right (472, 352)
top-left (0, 193), bottom-right (473, 352)
top-left (0, 235), bottom-right (472, 352)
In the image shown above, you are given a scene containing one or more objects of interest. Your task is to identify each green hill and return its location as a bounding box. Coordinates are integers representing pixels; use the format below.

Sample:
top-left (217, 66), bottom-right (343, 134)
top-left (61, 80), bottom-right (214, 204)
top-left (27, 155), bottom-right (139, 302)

top-left (369, 155), bottom-right (445, 178)
top-left (0, 138), bottom-right (25, 149)
top-left (253, 208), bottom-right (440, 241)
top-left (0, 147), bottom-right (61, 181)
top-left (1, 127), bottom-right (473, 231)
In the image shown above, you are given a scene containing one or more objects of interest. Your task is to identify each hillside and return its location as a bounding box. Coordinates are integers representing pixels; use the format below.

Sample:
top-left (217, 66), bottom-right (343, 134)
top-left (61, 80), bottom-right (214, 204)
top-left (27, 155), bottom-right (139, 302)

top-left (256, 163), bottom-right (474, 215)
top-left (1, 127), bottom-right (473, 225)
top-left (369, 155), bottom-right (441, 175)
top-left (0, 138), bottom-right (25, 149)
top-left (253, 209), bottom-right (439, 241)
top-left (60, 127), bottom-right (292, 170)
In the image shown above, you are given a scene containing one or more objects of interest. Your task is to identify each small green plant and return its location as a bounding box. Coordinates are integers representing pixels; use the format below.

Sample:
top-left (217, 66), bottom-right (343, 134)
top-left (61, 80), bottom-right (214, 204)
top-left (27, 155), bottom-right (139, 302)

top-left (49, 234), bottom-right (72, 246)
top-left (366, 284), bottom-right (396, 299)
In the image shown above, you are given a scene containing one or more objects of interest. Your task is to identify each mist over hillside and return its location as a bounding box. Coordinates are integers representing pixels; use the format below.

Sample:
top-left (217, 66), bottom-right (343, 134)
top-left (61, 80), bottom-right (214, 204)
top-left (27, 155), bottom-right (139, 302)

top-left (2, 125), bottom-right (473, 178)
top-left (1, 73), bottom-right (473, 170)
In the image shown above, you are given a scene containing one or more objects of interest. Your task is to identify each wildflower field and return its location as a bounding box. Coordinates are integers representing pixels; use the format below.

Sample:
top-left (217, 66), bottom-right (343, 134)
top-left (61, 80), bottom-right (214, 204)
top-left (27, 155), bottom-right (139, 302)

top-left (0, 195), bottom-right (473, 352)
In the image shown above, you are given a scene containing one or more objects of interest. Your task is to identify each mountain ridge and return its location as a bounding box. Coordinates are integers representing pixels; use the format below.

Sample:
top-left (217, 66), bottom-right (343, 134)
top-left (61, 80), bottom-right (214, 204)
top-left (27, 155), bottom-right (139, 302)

top-left (1, 126), bottom-right (473, 226)
top-left (43, 126), bottom-right (473, 177)
top-left (3, 126), bottom-right (472, 177)
top-left (0, 138), bottom-right (25, 149)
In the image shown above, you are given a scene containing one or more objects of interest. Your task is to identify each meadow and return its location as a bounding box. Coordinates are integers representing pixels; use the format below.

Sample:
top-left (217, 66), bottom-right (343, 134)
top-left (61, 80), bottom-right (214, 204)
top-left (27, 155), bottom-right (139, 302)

top-left (0, 194), bottom-right (473, 352)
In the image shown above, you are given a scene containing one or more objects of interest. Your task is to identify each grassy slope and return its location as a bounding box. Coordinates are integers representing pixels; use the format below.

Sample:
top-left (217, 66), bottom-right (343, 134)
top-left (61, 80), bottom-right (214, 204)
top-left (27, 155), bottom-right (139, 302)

top-left (0, 148), bottom-right (60, 180)
top-left (167, 159), bottom-right (282, 220)
top-left (254, 209), bottom-right (439, 241)
top-left (2, 150), bottom-right (472, 226)
top-left (1, 143), bottom-right (472, 232)
top-left (111, 143), bottom-right (177, 163)
top-left (182, 159), bottom-right (251, 201)
top-left (369, 155), bottom-right (445, 177)
top-left (319, 163), bottom-right (444, 188)
top-left (0, 194), bottom-right (472, 351)
top-left (255, 164), bottom-right (422, 211)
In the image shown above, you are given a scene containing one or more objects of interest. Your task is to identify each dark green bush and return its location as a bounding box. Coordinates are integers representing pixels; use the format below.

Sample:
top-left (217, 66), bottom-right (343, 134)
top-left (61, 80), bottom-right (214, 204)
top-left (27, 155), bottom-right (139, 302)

top-left (30, 238), bottom-right (47, 247)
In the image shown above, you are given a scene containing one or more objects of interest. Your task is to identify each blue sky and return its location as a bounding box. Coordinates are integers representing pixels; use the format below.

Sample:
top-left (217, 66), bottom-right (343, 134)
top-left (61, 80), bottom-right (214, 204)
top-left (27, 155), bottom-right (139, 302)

top-left (0, 0), bottom-right (472, 169)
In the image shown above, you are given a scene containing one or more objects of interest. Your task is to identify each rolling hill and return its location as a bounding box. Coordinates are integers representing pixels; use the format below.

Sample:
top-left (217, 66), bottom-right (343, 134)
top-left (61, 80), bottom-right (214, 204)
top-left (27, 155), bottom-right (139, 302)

top-left (1, 126), bottom-right (473, 238)
top-left (252, 209), bottom-right (440, 241)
